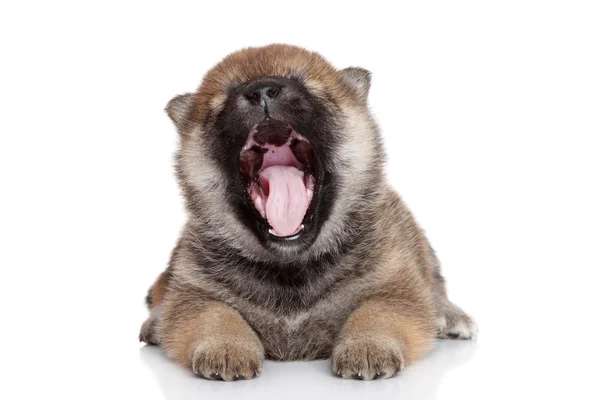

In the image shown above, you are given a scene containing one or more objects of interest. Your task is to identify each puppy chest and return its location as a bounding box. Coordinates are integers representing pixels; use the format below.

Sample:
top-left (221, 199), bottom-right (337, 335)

top-left (243, 309), bottom-right (350, 361)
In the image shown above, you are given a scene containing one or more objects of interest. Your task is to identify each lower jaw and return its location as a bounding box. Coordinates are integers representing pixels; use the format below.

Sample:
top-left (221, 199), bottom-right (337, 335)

top-left (269, 224), bottom-right (304, 239)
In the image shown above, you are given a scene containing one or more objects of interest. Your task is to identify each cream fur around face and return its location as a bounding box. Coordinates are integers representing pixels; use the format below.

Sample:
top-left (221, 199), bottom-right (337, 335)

top-left (309, 107), bottom-right (382, 258)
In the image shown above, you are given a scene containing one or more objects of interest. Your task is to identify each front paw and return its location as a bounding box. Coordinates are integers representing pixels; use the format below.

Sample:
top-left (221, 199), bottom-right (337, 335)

top-left (191, 339), bottom-right (264, 381)
top-left (332, 338), bottom-right (405, 380)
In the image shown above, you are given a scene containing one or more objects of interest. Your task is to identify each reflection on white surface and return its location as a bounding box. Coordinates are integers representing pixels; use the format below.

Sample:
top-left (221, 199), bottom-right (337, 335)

top-left (140, 340), bottom-right (478, 400)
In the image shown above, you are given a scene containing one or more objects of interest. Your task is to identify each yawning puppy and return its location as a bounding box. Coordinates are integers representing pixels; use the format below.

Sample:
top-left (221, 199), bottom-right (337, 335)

top-left (139, 44), bottom-right (477, 380)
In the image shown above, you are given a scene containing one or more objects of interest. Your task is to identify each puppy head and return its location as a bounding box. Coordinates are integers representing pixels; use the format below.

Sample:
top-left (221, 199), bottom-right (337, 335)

top-left (169, 44), bottom-right (383, 260)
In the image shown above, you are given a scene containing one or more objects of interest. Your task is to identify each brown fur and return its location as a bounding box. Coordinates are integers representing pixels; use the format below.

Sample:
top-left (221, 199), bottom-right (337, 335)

top-left (192, 45), bottom-right (363, 122)
top-left (333, 300), bottom-right (433, 379)
top-left (158, 290), bottom-right (263, 380)
top-left (139, 44), bottom-right (477, 380)
top-left (149, 269), bottom-right (171, 309)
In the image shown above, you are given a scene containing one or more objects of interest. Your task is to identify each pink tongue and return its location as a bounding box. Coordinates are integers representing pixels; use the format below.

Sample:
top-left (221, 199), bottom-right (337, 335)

top-left (259, 166), bottom-right (308, 237)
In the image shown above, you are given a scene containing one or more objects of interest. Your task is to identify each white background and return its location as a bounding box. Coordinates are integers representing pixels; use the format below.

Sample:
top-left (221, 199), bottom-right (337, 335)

top-left (1, 1), bottom-right (599, 399)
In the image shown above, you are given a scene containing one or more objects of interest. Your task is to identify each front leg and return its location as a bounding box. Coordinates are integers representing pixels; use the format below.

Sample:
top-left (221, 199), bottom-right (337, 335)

top-left (157, 292), bottom-right (264, 381)
top-left (332, 299), bottom-right (435, 380)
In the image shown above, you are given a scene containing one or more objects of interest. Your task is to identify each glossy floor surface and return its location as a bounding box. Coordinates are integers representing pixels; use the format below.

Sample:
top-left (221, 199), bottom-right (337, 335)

top-left (139, 340), bottom-right (478, 400)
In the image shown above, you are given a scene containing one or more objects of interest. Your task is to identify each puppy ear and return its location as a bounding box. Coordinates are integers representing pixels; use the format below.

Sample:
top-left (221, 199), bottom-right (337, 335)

top-left (165, 93), bottom-right (193, 130)
top-left (339, 67), bottom-right (371, 102)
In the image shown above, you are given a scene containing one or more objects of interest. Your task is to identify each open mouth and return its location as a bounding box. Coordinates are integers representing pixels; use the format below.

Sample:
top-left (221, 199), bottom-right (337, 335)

top-left (239, 118), bottom-right (316, 239)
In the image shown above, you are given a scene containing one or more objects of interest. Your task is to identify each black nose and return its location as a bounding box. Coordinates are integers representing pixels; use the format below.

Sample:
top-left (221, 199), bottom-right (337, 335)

top-left (243, 83), bottom-right (281, 106)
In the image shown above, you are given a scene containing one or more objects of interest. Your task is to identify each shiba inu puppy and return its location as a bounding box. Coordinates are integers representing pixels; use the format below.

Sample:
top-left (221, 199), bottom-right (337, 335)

top-left (140, 44), bottom-right (477, 381)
